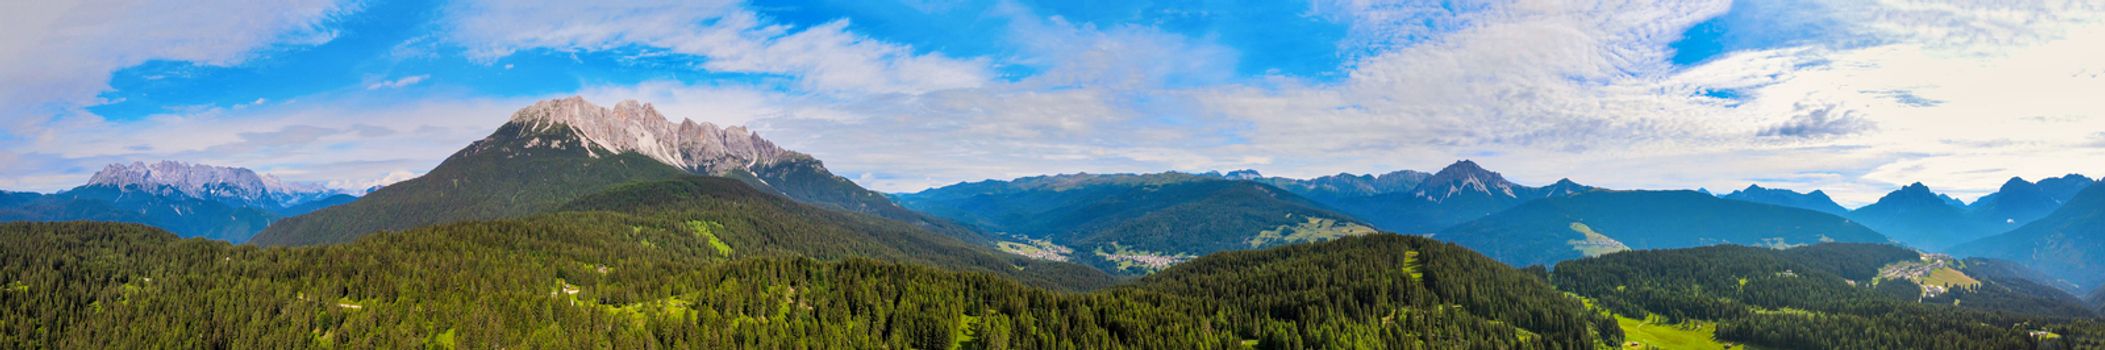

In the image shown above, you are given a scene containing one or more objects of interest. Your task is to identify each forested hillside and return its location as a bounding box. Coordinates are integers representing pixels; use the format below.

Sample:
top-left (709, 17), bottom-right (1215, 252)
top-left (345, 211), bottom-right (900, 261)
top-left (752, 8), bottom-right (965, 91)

top-left (557, 176), bottom-right (1107, 289)
top-left (1553, 243), bottom-right (2104, 349)
top-left (1131, 234), bottom-right (1622, 348)
top-left (251, 123), bottom-right (692, 245)
top-left (0, 222), bottom-right (1618, 349)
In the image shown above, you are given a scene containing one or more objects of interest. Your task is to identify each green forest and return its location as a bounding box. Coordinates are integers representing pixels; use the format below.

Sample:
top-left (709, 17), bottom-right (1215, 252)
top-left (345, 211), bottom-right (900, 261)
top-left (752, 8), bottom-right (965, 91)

top-left (1551, 243), bottom-right (2105, 349)
top-left (0, 221), bottom-right (1616, 349)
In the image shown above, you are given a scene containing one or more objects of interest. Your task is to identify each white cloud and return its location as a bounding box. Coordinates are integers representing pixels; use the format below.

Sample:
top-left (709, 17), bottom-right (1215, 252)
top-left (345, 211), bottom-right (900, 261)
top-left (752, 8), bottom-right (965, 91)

top-left (0, 0), bottom-right (353, 133)
top-left (1172, 0), bottom-right (2105, 205)
top-left (416, 0), bottom-right (2105, 204)
top-left (442, 0), bottom-right (990, 95)
top-left (364, 75), bottom-right (429, 90)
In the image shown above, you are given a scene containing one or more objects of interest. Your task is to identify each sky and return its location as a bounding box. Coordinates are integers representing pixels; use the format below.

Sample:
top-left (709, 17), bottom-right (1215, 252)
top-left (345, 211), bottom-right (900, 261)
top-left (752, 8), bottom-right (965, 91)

top-left (3, 0), bottom-right (2103, 207)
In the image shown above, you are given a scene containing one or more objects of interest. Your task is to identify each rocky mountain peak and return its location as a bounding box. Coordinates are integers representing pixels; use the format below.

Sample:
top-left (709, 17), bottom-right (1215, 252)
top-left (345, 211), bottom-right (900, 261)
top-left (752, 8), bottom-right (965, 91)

top-left (1414, 160), bottom-right (1518, 201)
top-left (1374, 169), bottom-right (1433, 182)
top-left (506, 96), bottom-right (806, 176)
top-left (82, 161), bottom-right (339, 207)
top-left (89, 161), bottom-right (262, 197)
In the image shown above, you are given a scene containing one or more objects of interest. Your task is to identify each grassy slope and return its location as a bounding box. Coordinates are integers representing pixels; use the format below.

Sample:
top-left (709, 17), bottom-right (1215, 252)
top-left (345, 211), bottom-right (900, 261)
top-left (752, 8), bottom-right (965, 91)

top-left (1614, 315), bottom-right (1740, 350)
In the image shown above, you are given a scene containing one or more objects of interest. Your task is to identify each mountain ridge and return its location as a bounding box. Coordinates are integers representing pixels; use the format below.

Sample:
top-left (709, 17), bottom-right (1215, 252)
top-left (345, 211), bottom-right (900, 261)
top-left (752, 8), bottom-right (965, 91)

top-left (1953, 181), bottom-right (2105, 293)
top-left (1848, 182), bottom-right (1995, 251)
top-left (0, 161), bottom-right (355, 242)
top-left (1441, 189), bottom-right (1891, 267)
top-left (255, 97), bottom-right (980, 245)
top-left (895, 171), bottom-right (1376, 274)
top-left (1721, 184), bottom-right (1849, 215)
top-left (1322, 160), bottom-right (1600, 233)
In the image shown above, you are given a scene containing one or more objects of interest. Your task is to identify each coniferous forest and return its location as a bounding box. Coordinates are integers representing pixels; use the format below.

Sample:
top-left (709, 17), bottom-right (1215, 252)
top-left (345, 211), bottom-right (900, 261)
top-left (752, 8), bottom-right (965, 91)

top-left (0, 220), bottom-right (1621, 349)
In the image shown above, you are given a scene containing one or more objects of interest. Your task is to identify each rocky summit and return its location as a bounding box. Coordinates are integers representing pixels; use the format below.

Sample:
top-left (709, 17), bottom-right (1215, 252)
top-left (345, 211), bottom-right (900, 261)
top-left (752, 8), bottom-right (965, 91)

top-left (84, 160), bottom-right (341, 208)
top-left (1412, 160), bottom-right (1521, 202)
top-left (502, 96), bottom-right (805, 177)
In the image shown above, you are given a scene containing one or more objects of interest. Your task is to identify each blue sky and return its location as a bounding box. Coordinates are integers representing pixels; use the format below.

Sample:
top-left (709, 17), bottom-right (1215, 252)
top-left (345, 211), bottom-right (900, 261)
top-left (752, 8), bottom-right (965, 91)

top-left (5, 0), bottom-right (2105, 206)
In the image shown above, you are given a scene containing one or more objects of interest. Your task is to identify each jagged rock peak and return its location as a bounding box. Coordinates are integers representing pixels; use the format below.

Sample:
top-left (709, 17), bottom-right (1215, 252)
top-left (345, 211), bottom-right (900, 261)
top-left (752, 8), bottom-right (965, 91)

top-left (507, 96), bottom-right (806, 175)
top-left (1414, 160), bottom-right (1519, 201)
top-left (85, 161), bottom-right (328, 200)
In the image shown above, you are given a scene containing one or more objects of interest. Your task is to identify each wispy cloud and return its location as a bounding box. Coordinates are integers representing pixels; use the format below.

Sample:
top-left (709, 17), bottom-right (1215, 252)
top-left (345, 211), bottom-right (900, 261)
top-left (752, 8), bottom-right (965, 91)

top-left (364, 75), bottom-right (428, 90)
top-left (442, 0), bottom-right (990, 94)
top-left (0, 0), bottom-right (355, 133)
top-left (5, 0), bottom-right (2104, 207)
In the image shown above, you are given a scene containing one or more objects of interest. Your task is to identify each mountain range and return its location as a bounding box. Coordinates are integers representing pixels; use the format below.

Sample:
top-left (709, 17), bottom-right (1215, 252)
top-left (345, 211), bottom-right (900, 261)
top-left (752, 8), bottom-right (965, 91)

top-left (0, 161), bottom-right (354, 242)
top-left (1954, 180), bottom-right (2105, 293)
top-left (895, 172), bottom-right (1376, 274)
top-left (1848, 176), bottom-right (2092, 251)
top-left (1208, 169), bottom-right (1432, 203)
top-left (1720, 184), bottom-right (1849, 215)
top-left (1439, 190), bottom-right (1890, 267)
top-left (1226, 160), bottom-right (1598, 234)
